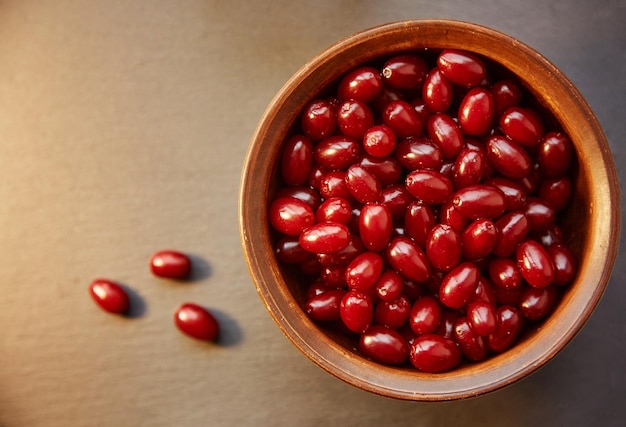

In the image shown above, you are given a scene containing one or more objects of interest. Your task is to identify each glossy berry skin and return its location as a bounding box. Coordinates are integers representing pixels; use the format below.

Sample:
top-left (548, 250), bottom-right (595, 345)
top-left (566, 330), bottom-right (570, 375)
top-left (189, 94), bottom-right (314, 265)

top-left (486, 135), bottom-right (531, 179)
top-left (488, 257), bottom-right (523, 290)
top-left (382, 54), bottom-right (428, 89)
top-left (422, 68), bottom-right (453, 113)
top-left (345, 164), bottom-right (381, 203)
top-left (379, 184), bottom-right (413, 219)
top-left (301, 99), bottom-right (336, 140)
top-left (305, 280), bottom-right (332, 300)
top-left (491, 79), bottom-right (523, 117)
top-left (499, 106), bottom-right (544, 148)
top-left (337, 99), bottom-right (375, 139)
top-left (395, 137), bottom-right (443, 171)
top-left (426, 224), bottom-right (462, 272)
top-left (409, 334), bottom-right (462, 373)
top-left (454, 317), bottom-right (488, 362)
top-left (386, 236), bottom-right (431, 283)
top-left (461, 219), bottom-right (498, 260)
top-left (374, 295), bottom-right (411, 329)
top-left (452, 185), bottom-right (506, 220)
top-left (337, 66), bottom-right (383, 102)
top-left (405, 170), bottom-right (454, 205)
top-left (359, 325), bottom-right (409, 365)
top-left (524, 198), bottom-right (556, 233)
top-left (174, 303), bottom-right (219, 341)
top-left (269, 197), bottom-right (315, 236)
top-left (340, 290), bottom-right (374, 333)
top-left (439, 200), bottom-right (468, 232)
top-left (484, 178), bottom-right (527, 211)
top-left (453, 148), bottom-right (485, 190)
top-left (346, 252), bottom-right (384, 291)
top-left (458, 87), bottom-right (494, 136)
top-left (519, 286), bottom-right (559, 321)
top-left (383, 100), bottom-right (423, 138)
top-left (150, 250), bottom-right (192, 280)
top-left (374, 270), bottom-right (404, 301)
top-left (321, 265), bottom-right (348, 287)
top-left (314, 136), bottom-right (362, 170)
top-left (363, 125), bottom-right (397, 157)
top-left (439, 262), bottom-right (480, 309)
top-left (319, 171), bottom-right (353, 201)
top-left (276, 185), bottom-right (321, 212)
top-left (404, 200), bottom-right (436, 247)
top-left (538, 132), bottom-right (573, 178)
top-left (437, 49), bottom-right (486, 87)
top-left (538, 177), bottom-right (572, 211)
top-left (487, 306), bottom-right (523, 353)
top-left (472, 276), bottom-right (498, 306)
top-left (430, 310), bottom-right (457, 341)
top-left (316, 234), bottom-right (364, 267)
top-left (359, 155), bottom-right (403, 186)
top-left (305, 289), bottom-right (347, 321)
top-left (89, 279), bottom-right (130, 314)
top-left (466, 300), bottom-right (497, 336)
top-left (427, 113), bottom-right (464, 160)
top-left (359, 203), bottom-right (393, 252)
top-left (409, 295), bottom-right (441, 335)
top-left (547, 243), bottom-right (577, 286)
top-left (299, 222), bottom-right (351, 254)
top-left (534, 224), bottom-right (563, 248)
top-left (516, 240), bottom-right (555, 288)
top-left (493, 211), bottom-right (530, 257)
top-left (280, 135), bottom-right (313, 186)
top-left (315, 197), bottom-right (352, 224)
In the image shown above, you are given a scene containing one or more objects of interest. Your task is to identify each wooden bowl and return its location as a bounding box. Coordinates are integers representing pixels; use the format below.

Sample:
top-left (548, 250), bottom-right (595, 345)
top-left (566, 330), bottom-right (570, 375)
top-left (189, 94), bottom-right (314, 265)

top-left (239, 20), bottom-right (620, 401)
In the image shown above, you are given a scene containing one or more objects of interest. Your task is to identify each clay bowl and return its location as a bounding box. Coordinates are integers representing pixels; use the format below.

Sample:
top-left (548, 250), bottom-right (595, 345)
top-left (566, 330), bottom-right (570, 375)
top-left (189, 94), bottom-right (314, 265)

top-left (239, 19), bottom-right (620, 401)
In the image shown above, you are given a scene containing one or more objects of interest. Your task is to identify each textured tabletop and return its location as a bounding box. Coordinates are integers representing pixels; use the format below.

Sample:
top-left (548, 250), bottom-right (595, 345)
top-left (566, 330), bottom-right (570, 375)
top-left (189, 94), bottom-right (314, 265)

top-left (0, 1), bottom-right (624, 426)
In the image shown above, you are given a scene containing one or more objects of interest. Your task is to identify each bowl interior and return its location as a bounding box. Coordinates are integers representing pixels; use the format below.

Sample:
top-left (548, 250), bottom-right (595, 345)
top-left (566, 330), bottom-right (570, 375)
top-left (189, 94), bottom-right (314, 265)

top-left (239, 20), bottom-right (620, 400)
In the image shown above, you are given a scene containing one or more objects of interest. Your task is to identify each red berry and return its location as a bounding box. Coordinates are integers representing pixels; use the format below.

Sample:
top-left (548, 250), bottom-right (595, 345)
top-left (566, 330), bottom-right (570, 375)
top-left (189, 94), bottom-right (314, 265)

top-left (458, 87), bottom-right (494, 136)
top-left (363, 125), bottom-right (397, 158)
top-left (299, 222), bottom-right (351, 254)
top-left (340, 290), bottom-right (374, 333)
top-left (360, 325), bottom-right (409, 365)
top-left (269, 197), bottom-right (315, 236)
top-left (337, 66), bottom-right (383, 102)
top-left (499, 106), bottom-right (544, 148)
top-left (359, 203), bottom-right (393, 252)
top-left (453, 317), bottom-right (488, 361)
top-left (423, 68), bottom-right (453, 112)
top-left (426, 224), bottom-right (462, 272)
top-left (89, 279), bottom-right (130, 314)
top-left (516, 240), bottom-right (555, 288)
top-left (174, 303), bottom-right (219, 341)
top-left (452, 185), bottom-right (506, 220)
top-left (437, 49), bottom-right (486, 87)
top-left (409, 334), bottom-right (462, 373)
top-left (382, 54), bottom-right (428, 89)
top-left (409, 296), bottom-right (442, 335)
top-left (150, 250), bottom-right (192, 280)
top-left (301, 99), bottom-right (336, 140)
top-left (439, 262), bottom-right (480, 309)
top-left (382, 100), bottom-right (423, 138)
top-left (280, 135), bottom-right (314, 186)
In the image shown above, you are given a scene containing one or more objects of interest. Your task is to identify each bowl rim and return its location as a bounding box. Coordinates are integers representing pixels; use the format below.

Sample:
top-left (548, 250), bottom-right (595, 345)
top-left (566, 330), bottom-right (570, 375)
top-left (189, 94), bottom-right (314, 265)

top-left (239, 19), bottom-right (621, 401)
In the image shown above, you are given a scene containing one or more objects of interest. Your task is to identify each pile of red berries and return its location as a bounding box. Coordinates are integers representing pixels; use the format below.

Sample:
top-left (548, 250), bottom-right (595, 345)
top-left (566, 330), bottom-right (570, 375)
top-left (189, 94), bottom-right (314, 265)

top-left (269, 49), bottom-right (577, 373)
top-left (89, 250), bottom-right (219, 342)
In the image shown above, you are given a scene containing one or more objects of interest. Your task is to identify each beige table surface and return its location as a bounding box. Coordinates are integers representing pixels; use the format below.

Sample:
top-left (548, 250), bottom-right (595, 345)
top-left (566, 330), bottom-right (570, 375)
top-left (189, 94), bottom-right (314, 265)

top-left (1, 1), bottom-right (625, 426)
